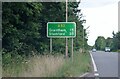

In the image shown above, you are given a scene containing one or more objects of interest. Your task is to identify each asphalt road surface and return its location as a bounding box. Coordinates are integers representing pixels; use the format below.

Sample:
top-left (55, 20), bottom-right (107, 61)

top-left (91, 51), bottom-right (118, 77)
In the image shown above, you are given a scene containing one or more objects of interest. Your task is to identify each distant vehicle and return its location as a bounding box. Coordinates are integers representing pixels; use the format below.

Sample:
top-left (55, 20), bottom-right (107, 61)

top-left (105, 47), bottom-right (110, 52)
top-left (92, 48), bottom-right (96, 52)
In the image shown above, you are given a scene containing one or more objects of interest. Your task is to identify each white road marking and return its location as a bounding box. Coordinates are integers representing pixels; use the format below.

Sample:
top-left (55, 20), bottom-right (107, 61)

top-left (90, 52), bottom-right (99, 77)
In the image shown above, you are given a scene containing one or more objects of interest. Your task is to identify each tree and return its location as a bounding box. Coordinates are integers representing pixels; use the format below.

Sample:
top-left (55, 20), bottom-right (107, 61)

top-left (105, 37), bottom-right (113, 49)
top-left (95, 36), bottom-right (106, 50)
top-left (112, 32), bottom-right (120, 51)
top-left (2, 2), bottom-right (88, 57)
top-left (2, 2), bottom-right (43, 56)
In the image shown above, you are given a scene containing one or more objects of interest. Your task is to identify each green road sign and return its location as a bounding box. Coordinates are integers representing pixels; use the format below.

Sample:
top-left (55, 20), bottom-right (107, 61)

top-left (47, 22), bottom-right (76, 38)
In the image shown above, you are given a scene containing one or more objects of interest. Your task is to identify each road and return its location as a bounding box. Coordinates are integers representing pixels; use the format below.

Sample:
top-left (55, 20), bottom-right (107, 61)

top-left (91, 51), bottom-right (118, 77)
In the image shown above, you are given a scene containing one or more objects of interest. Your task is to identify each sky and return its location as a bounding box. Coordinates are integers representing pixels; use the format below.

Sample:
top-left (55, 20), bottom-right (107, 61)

top-left (78, 0), bottom-right (119, 46)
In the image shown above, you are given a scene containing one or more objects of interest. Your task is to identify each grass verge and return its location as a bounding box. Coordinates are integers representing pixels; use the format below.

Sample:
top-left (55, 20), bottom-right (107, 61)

top-left (54, 51), bottom-right (91, 77)
top-left (2, 51), bottom-right (91, 77)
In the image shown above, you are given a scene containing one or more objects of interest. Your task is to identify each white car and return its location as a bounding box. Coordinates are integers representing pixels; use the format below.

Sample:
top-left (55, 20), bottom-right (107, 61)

top-left (92, 48), bottom-right (96, 52)
top-left (105, 47), bottom-right (110, 52)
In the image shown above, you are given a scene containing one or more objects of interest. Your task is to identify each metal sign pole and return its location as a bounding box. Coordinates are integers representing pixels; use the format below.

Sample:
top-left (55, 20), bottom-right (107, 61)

top-left (50, 38), bottom-right (52, 53)
top-left (83, 28), bottom-right (84, 53)
top-left (65, 0), bottom-right (68, 58)
top-left (72, 38), bottom-right (73, 61)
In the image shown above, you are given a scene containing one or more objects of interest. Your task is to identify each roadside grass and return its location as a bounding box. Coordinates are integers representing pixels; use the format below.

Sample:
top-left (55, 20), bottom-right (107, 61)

top-left (2, 51), bottom-right (91, 77)
top-left (117, 50), bottom-right (120, 53)
top-left (2, 54), bottom-right (65, 77)
top-left (2, 58), bottom-right (29, 77)
top-left (54, 51), bottom-right (91, 77)
top-left (21, 54), bottom-right (64, 77)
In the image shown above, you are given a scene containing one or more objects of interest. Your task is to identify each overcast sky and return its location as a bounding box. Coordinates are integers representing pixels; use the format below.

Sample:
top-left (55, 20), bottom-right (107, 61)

top-left (78, 0), bottom-right (119, 46)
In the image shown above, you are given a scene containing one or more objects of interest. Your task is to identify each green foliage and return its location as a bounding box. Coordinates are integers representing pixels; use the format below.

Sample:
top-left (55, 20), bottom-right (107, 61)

top-left (2, 2), bottom-right (43, 56)
top-left (112, 32), bottom-right (120, 51)
top-left (54, 51), bottom-right (91, 77)
top-left (2, 2), bottom-right (89, 68)
top-left (117, 50), bottom-right (120, 53)
top-left (105, 37), bottom-right (113, 47)
top-left (94, 32), bottom-right (120, 52)
top-left (95, 36), bottom-right (106, 50)
top-left (2, 51), bottom-right (91, 77)
top-left (105, 37), bottom-right (113, 50)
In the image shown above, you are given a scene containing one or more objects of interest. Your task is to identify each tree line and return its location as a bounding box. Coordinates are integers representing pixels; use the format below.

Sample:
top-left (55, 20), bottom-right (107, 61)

top-left (94, 31), bottom-right (120, 52)
top-left (2, 2), bottom-right (89, 65)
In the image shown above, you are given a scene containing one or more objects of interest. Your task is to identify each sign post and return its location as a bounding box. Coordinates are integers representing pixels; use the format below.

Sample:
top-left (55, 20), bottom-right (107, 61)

top-left (72, 38), bottom-right (73, 61)
top-left (47, 22), bottom-right (76, 56)
top-left (50, 38), bottom-right (52, 53)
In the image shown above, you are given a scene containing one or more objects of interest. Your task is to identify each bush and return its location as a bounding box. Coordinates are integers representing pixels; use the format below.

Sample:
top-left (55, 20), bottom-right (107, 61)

top-left (117, 50), bottom-right (120, 53)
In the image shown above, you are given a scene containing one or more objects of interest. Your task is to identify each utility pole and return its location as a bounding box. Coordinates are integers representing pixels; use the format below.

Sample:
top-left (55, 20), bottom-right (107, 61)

top-left (118, 1), bottom-right (120, 32)
top-left (65, 0), bottom-right (68, 58)
top-left (50, 38), bottom-right (52, 53)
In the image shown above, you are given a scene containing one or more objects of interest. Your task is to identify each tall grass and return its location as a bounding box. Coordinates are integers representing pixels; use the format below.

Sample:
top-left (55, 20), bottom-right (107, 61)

top-left (3, 54), bottom-right (64, 77)
top-left (3, 51), bottom-right (91, 77)
top-left (54, 51), bottom-right (91, 77)
top-left (21, 55), bottom-right (65, 77)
